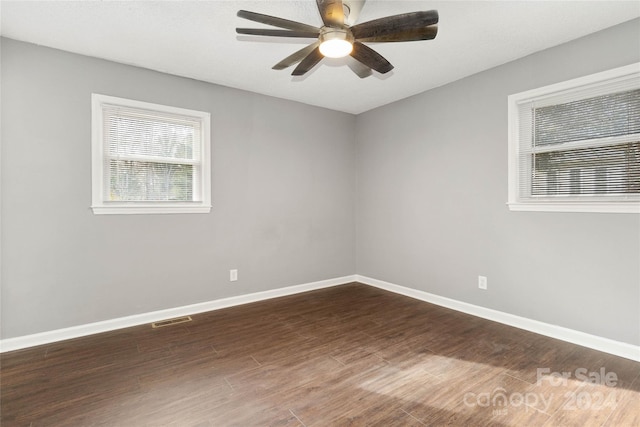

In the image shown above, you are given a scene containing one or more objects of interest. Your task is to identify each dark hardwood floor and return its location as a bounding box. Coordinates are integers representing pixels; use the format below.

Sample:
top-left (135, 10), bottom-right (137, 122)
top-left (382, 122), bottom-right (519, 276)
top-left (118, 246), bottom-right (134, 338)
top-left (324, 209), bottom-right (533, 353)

top-left (1, 282), bottom-right (639, 426)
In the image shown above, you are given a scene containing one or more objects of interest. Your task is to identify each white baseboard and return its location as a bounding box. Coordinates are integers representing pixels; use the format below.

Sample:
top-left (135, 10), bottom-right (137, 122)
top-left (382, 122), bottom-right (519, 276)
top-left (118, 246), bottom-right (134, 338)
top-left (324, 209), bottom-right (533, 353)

top-left (0, 275), bottom-right (357, 353)
top-left (3, 274), bottom-right (638, 362)
top-left (356, 275), bottom-right (640, 362)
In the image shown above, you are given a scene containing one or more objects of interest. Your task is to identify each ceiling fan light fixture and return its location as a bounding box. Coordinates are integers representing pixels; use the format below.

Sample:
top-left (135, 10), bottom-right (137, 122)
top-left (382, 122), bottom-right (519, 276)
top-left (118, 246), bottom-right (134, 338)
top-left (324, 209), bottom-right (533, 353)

top-left (236, 6), bottom-right (439, 77)
top-left (319, 29), bottom-right (353, 58)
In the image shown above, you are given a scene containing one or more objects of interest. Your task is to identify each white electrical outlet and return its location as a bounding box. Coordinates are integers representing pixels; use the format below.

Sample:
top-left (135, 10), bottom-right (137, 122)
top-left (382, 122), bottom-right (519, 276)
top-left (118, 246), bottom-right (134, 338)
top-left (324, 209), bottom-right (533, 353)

top-left (478, 275), bottom-right (487, 290)
top-left (230, 269), bottom-right (238, 282)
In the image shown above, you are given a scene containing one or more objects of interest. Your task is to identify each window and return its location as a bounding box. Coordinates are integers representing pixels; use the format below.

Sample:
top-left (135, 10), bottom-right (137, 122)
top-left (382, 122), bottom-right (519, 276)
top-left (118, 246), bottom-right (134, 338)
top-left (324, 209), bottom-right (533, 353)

top-left (508, 63), bottom-right (640, 213)
top-left (91, 94), bottom-right (211, 214)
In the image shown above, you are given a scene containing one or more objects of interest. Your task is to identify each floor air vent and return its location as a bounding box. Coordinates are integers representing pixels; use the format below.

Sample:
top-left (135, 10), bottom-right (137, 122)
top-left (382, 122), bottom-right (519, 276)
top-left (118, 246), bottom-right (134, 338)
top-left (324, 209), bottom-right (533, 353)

top-left (152, 316), bottom-right (192, 328)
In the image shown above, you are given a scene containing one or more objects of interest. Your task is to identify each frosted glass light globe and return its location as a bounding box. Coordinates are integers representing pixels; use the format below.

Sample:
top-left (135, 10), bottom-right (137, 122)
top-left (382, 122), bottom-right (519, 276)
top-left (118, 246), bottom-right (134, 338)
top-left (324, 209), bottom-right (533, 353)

top-left (319, 29), bottom-right (353, 58)
top-left (319, 39), bottom-right (353, 58)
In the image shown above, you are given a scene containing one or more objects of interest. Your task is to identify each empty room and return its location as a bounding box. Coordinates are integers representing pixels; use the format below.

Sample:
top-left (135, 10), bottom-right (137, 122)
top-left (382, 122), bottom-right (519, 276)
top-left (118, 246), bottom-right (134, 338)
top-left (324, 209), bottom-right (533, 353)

top-left (1, 1), bottom-right (639, 425)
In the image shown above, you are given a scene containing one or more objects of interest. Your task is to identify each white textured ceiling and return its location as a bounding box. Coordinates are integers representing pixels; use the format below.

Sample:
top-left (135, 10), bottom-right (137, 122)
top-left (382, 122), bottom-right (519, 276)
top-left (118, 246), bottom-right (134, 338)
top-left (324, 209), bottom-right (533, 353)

top-left (1, 1), bottom-right (639, 114)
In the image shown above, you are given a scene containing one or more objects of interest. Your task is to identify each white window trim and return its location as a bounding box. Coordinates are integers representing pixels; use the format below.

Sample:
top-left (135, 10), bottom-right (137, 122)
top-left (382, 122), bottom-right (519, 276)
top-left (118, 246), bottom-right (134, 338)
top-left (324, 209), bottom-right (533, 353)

top-left (507, 63), bottom-right (640, 214)
top-left (91, 94), bottom-right (211, 215)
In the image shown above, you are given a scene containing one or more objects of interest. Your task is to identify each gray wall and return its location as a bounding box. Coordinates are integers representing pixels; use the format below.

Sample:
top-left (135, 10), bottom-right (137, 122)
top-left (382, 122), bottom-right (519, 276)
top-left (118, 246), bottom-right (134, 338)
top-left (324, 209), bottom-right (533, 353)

top-left (3, 19), bottom-right (639, 346)
top-left (356, 19), bottom-right (640, 346)
top-left (1, 38), bottom-right (356, 339)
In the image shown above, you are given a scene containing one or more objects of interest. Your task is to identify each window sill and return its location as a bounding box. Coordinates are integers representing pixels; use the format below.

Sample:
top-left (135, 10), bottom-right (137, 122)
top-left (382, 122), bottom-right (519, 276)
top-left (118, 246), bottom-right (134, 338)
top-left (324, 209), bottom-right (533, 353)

top-left (507, 201), bottom-right (640, 214)
top-left (91, 204), bottom-right (212, 215)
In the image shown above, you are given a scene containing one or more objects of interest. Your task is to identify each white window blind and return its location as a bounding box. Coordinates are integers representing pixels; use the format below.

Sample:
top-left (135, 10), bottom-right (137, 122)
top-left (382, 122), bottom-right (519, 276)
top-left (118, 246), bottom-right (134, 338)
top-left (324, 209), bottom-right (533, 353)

top-left (508, 63), bottom-right (640, 213)
top-left (92, 94), bottom-right (211, 214)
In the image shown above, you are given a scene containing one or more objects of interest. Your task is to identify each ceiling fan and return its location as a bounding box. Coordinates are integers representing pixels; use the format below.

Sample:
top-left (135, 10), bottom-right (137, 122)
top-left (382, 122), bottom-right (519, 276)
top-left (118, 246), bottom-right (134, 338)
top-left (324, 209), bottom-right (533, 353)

top-left (236, 0), bottom-right (439, 78)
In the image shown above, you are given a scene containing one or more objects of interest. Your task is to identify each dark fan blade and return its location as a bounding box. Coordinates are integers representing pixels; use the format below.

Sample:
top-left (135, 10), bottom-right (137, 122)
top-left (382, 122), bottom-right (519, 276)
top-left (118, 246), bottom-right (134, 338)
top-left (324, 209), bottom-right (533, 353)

top-left (347, 58), bottom-right (372, 78)
top-left (292, 46), bottom-right (324, 76)
top-left (350, 41), bottom-right (393, 74)
top-left (237, 10), bottom-right (321, 33)
top-left (351, 10), bottom-right (439, 41)
top-left (358, 25), bottom-right (438, 43)
top-left (273, 42), bottom-right (321, 70)
top-left (236, 28), bottom-right (320, 38)
top-left (316, 0), bottom-right (344, 27)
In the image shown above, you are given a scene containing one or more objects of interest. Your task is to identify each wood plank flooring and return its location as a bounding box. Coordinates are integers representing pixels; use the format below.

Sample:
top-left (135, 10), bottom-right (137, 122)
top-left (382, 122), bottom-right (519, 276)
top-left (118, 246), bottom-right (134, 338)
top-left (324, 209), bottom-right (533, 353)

top-left (1, 282), bottom-right (639, 426)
